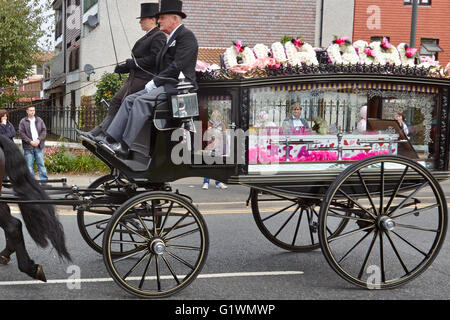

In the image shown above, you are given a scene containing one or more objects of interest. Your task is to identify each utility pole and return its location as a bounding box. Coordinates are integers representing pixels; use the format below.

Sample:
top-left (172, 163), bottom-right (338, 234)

top-left (410, 0), bottom-right (418, 47)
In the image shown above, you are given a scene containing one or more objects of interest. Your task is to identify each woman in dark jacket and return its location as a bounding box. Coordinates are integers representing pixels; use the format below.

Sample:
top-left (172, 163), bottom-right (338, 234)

top-left (0, 109), bottom-right (16, 141)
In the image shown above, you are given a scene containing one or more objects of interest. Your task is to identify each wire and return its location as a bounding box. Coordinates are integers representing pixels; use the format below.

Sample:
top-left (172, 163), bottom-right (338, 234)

top-left (115, 0), bottom-right (132, 52)
top-left (0, 62), bottom-right (122, 92)
top-left (3, 78), bottom-right (102, 113)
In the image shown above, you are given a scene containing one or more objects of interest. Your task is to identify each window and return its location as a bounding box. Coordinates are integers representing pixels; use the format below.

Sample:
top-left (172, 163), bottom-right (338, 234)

top-left (404, 0), bottom-right (431, 6)
top-left (83, 0), bottom-right (98, 13)
top-left (420, 38), bottom-right (443, 59)
top-left (370, 36), bottom-right (390, 42)
top-left (69, 47), bottom-right (80, 72)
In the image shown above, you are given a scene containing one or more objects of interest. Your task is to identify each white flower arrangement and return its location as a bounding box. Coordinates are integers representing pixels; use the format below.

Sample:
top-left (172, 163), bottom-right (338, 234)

top-left (223, 47), bottom-right (238, 68)
top-left (271, 42), bottom-right (288, 63)
top-left (383, 47), bottom-right (402, 66)
top-left (369, 42), bottom-right (386, 65)
top-left (327, 44), bottom-right (343, 64)
top-left (253, 43), bottom-right (270, 59)
top-left (242, 46), bottom-right (256, 65)
top-left (353, 40), bottom-right (374, 65)
top-left (341, 45), bottom-right (360, 65)
top-left (223, 40), bottom-right (256, 68)
top-left (283, 37), bottom-right (318, 66)
top-left (327, 36), bottom-right (358, 65)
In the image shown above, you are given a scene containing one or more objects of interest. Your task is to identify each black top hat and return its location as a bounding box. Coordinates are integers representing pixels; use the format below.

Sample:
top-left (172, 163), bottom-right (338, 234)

top-left (137, 3), bottom-right (160, 19)
top-left (158, 0), bottom-right (187, 19)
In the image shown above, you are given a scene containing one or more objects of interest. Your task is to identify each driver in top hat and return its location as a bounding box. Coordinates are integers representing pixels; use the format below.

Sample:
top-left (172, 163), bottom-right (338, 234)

top-left (100, 0), bottom-right (199, 159)
top-left (78, 2), bottom-right (166, 140)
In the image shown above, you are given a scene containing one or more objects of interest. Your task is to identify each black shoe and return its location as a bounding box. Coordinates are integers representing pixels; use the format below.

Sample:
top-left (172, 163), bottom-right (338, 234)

top-left (115, 145), bottom-right (129, 159)
top-left (93, 132), bottom-right (108, 143)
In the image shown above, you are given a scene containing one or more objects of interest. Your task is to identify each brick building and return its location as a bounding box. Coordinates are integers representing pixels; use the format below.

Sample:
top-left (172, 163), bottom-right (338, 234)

top-left (353, 0), bottom-right (449, 65)
top-left (182, 0), bottom-right (318, 64)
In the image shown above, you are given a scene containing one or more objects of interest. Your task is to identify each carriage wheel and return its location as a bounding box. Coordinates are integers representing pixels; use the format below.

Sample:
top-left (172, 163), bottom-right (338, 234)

top-left (103, 192), bottom-right (209, 298)
top-left (251, 189), bottom-right (349, 252)
top-left (77, 174), bottom-right (133, 256)
top-left (319, 156), bottom-right (447, 289)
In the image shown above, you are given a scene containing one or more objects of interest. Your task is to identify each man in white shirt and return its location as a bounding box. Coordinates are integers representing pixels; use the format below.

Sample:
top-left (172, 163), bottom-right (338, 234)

top-left (18, 106), bottom-right (48, 180)
top-left (282, 103), bottom-right (309, 134)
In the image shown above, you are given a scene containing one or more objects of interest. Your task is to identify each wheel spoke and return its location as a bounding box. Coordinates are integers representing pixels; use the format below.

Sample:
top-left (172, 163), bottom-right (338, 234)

top-left (161, 255), bottom-right (181, 285)
top-left (357, 230), bottom-right (379, 280)
top-left (390, 230), bottom-right (428, 256)
top-left (161, 212), bottom-right (189, 239)
top-left (306, 209), bottom-right (315, 245)
top-left (357, 170), bottom-right (378, 216)
top-left (388, 181), bottom-right (429, 217)
top-left (337, 188), bottom-right (377, 220)
top-left (159, 201), bottom-right (174, 235)
top-left (391, 203), bottom-right (439, 220)
top-left (91, 229), bottom-right (105, 242)
top-left (395, 223), bottom-right (439, 233)
top-left (328, 210), bottom-right (373, 223)
top-left (123, 252), bottom-right (150, 280)
top-left (261, 202), bottom-right (297, 223)
top-left (385, 231), bottom-right (409, 275)
top-left (384, 166), bottom-right (408, 215)
top-left (118, 221), bottom-right (149, 241)
top-left (274, 205), bottom-right (299, 237)
top-left (165, 228), bottom-right (200, 242)
top-left (135, 213), bottom-right (153, 239)
top-left (328, 225), bottom-right (375, 243)
top-left (291, 209), bottom-right (304, 246)
top-left (155, 255), bottom-right (161, 292)
top-left (113, 248), bottom-right (147, 263)
top-left (138, 254), bottom-right (154, 290)
top-left (84, 218), bottom-right (110, 228)
top-left (379, 231), bottom-right (386, 283)
top-left (165, 250), bottom-right (195, 270)
top-left (338, 229), bottom-right (374, 264)
top-left (166, 244), bottom-right (201, 251)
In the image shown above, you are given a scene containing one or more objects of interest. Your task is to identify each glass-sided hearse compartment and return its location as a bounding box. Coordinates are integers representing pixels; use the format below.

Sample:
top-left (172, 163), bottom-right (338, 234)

top-left (247, 82), bottom-right (439, 173)
top-left (195, 81), bottom-right (439, 172)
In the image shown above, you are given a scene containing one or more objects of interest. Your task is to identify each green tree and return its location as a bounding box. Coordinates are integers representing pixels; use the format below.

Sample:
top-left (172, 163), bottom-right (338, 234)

top-left (94, 72), bottom-right (127, 106)
top-left (0, 0), bottom-right (52, 105)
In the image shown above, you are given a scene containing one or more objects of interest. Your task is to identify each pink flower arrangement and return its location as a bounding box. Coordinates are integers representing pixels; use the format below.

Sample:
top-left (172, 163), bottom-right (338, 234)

top-left (380, 37), bottom-right (392, 51)
top-left (249, 147), bottom-right (391, 163)
top-left (363, 47), bottom-right (375, 57)
top-left (334, 36), bottom-right (350, 46)
top-left (293, 38), bottom-right (304, 49)
top-left (405, 47), bottom-right (418, 58)
top-left (233, 40), bottom-right (245, 53)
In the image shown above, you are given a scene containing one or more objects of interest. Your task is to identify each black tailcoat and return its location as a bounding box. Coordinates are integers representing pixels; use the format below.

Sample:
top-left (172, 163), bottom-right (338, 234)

top-left (153, 24), bottom-right (199, 94)
top-left (125, 28), bottom-right (167, 80)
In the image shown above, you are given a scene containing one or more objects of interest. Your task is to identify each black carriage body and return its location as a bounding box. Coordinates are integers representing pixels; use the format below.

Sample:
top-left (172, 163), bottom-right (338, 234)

top-left (81, 67), bottom-right (450, 195)
top-left (195, 69), bottom-right (450, 191)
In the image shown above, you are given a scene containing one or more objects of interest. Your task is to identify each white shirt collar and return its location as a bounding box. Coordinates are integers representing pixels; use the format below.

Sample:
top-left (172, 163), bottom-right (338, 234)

top-left (167, 24), bottom-right (183, 43)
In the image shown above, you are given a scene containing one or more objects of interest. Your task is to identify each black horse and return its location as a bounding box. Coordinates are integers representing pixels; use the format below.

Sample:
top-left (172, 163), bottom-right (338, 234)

top-left (0, 134), bottom-right (71, 281)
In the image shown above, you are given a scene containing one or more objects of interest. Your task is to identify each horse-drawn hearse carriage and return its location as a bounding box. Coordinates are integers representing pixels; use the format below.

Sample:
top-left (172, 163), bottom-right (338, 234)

top-left (0, 37), bottom-right (449, 298)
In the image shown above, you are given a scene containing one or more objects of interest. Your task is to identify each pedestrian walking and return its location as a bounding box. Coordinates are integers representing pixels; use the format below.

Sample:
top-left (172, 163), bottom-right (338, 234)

top-left (202, 178), bottom-right (227, 190)
top-left (18, 106), bottom-right (48, 180)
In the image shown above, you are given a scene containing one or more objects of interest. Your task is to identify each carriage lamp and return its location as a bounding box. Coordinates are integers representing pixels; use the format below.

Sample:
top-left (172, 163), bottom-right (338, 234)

top-left (171, 72), bottom-right (199, 132)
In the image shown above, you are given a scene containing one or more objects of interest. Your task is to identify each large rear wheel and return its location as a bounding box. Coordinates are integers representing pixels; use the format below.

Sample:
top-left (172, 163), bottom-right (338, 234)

top-left (319, 156), bottom-right (447, 289)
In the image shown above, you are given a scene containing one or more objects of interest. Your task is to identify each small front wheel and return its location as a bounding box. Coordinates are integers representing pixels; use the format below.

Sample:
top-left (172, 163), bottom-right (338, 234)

top-left (103, 192), bottom-right (209, 298)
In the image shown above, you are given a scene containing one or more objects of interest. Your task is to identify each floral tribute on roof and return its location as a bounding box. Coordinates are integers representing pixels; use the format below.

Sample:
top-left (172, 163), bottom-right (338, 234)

top-left (196, 35), bottom-right (450, 80)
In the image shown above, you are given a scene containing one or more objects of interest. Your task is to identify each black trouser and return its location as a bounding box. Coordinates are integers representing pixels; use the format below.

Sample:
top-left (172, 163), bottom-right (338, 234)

top-left (93, 73), bottom-right (150, 135)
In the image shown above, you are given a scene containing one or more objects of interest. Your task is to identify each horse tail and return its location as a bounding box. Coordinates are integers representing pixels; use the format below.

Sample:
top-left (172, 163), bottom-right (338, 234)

top-left (0, 135), bottom-right (71, 262)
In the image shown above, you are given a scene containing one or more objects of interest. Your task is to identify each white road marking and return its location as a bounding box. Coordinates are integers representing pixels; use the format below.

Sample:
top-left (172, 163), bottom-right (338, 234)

top-left (0, 271), bottom-right (303, 286)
